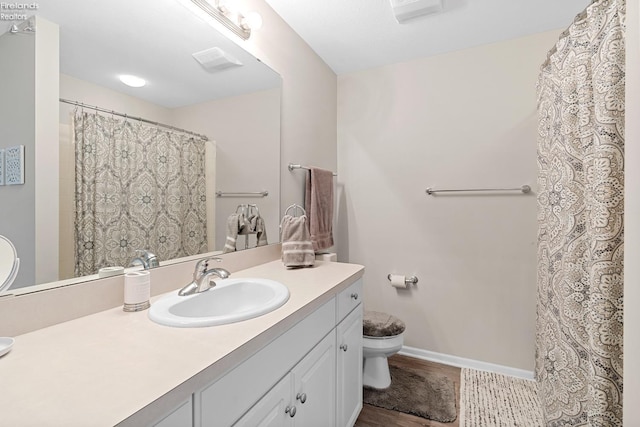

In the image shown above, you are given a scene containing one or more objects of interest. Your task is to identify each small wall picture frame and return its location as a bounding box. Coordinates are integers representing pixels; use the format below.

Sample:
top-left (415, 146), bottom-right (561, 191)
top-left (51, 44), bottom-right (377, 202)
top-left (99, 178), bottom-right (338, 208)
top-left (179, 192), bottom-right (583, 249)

top-left (5, 145), bottom-right (25, 185)
top-left (0, 149), bottom-right (4, 186)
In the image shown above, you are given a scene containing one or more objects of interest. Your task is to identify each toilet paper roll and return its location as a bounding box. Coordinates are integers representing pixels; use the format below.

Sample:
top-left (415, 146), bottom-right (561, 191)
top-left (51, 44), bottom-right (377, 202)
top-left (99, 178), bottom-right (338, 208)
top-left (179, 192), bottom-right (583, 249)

top-left (124, 271), bottom-right (150, 306)
top-left (98, 266), bottom-right (125, 278)
top-left (389, 274), bottom-right (408, 289)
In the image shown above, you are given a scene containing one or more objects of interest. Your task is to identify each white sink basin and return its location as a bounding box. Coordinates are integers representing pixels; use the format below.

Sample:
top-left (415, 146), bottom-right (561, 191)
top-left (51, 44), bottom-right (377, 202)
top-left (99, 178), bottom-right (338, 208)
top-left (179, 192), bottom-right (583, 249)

top-left (149, 278), bottom-right (290, 328)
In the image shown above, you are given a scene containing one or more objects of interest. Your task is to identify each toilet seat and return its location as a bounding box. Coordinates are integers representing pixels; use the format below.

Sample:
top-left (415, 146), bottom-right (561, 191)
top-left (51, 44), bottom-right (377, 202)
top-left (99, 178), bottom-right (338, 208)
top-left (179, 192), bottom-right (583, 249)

top-left (362, 311), bottom-right (406, 389)
top-left (363, 311), bottom-right (406, 337)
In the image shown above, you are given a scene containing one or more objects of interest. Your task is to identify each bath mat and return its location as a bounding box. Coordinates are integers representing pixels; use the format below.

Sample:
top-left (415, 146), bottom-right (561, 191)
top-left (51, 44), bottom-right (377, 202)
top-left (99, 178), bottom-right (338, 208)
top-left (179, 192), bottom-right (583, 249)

top-left (460, 368), bottom-right (543, 427)
top-left (363, 365), bottom-right (457, 423)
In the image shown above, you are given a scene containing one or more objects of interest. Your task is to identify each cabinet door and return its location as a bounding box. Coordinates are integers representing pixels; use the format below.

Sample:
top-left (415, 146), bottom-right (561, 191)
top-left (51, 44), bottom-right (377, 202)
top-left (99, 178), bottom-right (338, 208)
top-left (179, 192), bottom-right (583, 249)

top-left (336, 306), bottom-right (363, 427)
top-left (233, 374), bottom-right (294, 427)
top-left (293, 330), bottom-right (336, 427)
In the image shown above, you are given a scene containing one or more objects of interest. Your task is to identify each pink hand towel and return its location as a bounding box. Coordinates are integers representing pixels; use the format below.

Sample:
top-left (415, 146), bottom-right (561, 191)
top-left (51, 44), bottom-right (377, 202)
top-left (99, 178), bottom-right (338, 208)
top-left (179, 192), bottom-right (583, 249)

top-left (305, 167), bottom-right (334, 251)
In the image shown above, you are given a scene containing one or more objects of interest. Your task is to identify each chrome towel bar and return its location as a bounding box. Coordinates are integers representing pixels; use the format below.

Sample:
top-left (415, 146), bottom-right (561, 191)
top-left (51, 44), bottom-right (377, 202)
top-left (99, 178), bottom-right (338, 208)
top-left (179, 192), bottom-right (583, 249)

top-left (216, 190), bottom-right (269, 198)
top-left (425, 185), bottom-right (531, 195)
top-left (288, 163), bottom-right (337, 176)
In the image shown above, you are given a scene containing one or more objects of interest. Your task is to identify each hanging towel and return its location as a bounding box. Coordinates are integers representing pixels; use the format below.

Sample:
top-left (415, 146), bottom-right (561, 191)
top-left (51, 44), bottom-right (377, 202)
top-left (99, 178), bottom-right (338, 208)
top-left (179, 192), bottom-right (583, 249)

top-left (251, 214), bottom-right (268, 247)
top-left (280, 215), bottom-right (315, 268)
top-left (223, 213), bottom-right (242, 253)
top-left (305, 167), bottom-right (334, 251)
top-left (237, 212), bottom-right (252, 235)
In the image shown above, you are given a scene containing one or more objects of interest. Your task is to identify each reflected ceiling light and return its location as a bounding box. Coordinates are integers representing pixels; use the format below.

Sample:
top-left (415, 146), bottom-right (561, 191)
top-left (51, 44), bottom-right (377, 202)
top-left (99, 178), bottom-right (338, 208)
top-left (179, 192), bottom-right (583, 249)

top-left (184, 0), bottom-right (251, 40)
top-left (119, 74), bottom-right (146, 88)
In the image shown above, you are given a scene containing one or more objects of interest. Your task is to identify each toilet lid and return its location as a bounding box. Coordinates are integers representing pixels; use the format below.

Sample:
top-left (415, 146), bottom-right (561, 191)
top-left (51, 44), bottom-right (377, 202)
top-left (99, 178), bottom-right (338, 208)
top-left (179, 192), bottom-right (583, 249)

top-left (363, 311), bottom-right (406, 337)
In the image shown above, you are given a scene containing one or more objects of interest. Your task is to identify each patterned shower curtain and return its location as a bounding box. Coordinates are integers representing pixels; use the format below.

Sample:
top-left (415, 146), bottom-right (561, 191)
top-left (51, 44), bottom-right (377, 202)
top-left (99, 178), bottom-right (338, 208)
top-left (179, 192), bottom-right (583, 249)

top-left (536, 0), bottom-right (625, 425)
top-left (74, 111), bottom-right (208, 276)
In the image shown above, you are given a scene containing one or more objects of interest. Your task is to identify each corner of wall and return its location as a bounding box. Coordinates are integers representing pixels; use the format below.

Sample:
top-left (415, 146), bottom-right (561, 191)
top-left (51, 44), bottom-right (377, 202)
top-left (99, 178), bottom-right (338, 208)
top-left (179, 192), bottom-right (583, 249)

top-left (34, 16), bottom-right (60, 284)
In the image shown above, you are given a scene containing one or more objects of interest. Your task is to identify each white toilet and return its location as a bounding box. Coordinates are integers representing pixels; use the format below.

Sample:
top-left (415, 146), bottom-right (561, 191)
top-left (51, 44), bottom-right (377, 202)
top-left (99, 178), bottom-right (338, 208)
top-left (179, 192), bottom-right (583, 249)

top-left (362, 311), bottom-right (406, 389)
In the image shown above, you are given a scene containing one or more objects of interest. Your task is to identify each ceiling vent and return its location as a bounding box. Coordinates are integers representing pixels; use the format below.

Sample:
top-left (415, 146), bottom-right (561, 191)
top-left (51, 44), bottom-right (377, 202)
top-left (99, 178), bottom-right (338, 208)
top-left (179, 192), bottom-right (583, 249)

top-left (192, 47), bottom-right (243, 72)
top-left (389, 0), bottom-right (443, 23)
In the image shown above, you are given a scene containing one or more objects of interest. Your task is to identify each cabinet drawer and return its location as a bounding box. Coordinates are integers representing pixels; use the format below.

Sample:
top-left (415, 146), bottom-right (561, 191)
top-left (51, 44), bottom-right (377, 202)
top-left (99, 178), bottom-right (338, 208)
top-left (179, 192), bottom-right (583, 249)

top-left (336, 278), bottom-right (363, 322)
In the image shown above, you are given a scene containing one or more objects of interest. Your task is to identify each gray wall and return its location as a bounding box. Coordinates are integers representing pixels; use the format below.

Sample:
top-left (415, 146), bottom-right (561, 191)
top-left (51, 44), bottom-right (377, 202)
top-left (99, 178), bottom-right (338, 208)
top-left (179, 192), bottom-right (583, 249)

top-left (0, 30), bottom-right (36, 289)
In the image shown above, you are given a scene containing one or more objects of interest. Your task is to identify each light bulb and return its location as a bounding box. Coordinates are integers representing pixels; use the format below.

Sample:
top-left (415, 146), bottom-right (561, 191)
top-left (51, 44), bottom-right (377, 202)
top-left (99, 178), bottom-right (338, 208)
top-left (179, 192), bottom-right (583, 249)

top-left (242, 12), bottom-right (263, 30)
top-left (119, 74), bottom-right (146, 88)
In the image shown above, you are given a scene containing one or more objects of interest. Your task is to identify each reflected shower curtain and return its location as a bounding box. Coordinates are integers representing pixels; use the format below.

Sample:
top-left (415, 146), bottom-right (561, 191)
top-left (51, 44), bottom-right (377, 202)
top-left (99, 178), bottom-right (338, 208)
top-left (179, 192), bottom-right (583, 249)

top-left (74, 111), bottom-right (208, 276)
top-left (536, 0), bottom-right (625, 425)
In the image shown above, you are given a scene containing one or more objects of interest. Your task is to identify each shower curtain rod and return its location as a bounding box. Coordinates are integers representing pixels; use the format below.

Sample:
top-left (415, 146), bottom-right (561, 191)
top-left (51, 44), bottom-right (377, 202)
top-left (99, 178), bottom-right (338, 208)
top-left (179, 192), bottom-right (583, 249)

top-left (59, 98), bottom-right (209, 141)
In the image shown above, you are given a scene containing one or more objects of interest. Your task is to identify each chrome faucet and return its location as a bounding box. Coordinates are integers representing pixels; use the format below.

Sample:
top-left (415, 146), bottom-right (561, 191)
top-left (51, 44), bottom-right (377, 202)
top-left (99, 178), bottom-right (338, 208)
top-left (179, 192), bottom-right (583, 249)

top-left (178, 257), bottom-right (230, 296)
top-left (130, 249), bottom-right (159, 270)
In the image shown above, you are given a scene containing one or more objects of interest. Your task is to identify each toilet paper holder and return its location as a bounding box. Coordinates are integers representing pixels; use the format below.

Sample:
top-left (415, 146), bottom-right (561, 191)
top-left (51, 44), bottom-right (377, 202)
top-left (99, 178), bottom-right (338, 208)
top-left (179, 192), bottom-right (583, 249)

top-left (387, 274), bottom-right (419, 286)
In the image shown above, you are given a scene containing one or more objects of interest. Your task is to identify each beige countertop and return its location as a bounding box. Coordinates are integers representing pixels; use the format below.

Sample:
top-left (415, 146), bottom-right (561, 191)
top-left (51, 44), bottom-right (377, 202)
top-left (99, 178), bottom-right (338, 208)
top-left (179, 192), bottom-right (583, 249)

top-left (0, 260), bottom-right (364, 427)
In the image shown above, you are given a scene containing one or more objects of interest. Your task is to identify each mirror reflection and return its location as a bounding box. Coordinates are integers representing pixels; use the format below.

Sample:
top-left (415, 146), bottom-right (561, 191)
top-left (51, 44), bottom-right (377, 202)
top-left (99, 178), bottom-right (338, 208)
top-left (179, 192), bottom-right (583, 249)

top-left (0, 0), bottom-right (281, 293)
top-left (0, 235), bottom-right (20, 292)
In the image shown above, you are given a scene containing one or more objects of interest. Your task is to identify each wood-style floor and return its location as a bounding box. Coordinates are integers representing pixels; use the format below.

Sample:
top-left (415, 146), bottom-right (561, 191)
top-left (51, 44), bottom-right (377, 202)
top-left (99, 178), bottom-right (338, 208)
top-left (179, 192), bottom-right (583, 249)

top-left (355, 354), bottom-right (461, 427)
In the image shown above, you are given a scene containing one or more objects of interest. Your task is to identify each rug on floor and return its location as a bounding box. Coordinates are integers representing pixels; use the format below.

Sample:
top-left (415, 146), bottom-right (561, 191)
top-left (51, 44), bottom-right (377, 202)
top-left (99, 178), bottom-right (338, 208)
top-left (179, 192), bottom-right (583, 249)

top-left (363, 364), bottom-right (457, 423)
top-left (460, 368), bottom-right (543, 427)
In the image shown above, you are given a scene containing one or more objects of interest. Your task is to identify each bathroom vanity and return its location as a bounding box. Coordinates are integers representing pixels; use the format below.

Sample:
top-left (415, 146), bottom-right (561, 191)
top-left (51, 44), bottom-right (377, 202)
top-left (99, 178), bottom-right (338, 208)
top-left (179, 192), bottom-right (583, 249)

top-left (0, 259), bottom-right (364, 427)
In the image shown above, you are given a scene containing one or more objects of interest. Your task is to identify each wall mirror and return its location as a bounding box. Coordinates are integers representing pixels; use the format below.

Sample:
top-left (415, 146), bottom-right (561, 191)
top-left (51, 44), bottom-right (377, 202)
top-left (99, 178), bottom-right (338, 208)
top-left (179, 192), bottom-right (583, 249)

top-left (0, 236), bottom-right (19, 292)
top-left (0, 0), bottom-right (281, 294)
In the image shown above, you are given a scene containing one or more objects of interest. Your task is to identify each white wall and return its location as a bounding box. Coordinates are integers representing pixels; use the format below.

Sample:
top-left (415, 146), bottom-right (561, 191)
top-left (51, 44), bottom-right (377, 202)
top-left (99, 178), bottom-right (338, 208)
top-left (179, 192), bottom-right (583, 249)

top-left (337, 30), bottom-right (562, 371)
top-left (59, 74), bottom-right (173, 124)
top-left (172, 88), bottom-right (280, 250)
top-left (624, 0), bottom-right (639, 423)
top-left (235, 0), bottom-right (338, 213)
top-left (34, 17), bottom-right (60, 285)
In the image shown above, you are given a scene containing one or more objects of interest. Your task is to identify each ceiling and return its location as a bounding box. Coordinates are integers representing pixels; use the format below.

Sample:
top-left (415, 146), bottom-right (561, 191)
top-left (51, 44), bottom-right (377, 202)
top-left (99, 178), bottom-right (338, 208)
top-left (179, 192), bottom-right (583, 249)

top-left (1, 0), bottom-right (281, 108)
top-left (0, 0), bottom-right (590, 105)
top-left (265, 0), bottom-right (591, 74)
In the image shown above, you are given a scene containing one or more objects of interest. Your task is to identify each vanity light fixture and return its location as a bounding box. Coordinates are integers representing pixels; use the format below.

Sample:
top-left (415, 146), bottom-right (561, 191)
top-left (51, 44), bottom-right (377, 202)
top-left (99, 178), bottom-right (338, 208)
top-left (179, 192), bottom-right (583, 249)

top-left (240, 11), bottom-right (263, 31)
top-left (8, 21), bottom-right (35, 35)
top-left (188, 0), bottom-right (252, 40)
top-left (119, 74), bottom-right (146, 88)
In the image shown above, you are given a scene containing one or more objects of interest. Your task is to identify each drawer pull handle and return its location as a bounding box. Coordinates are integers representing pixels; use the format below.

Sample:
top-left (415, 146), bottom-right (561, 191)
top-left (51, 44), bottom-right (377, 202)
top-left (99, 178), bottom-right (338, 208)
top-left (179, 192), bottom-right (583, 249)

top-left (340, 344), bottom-right (348, 352)
top-left (296, 392), bottom-right (307, 404)
top-left (285, 406), bottom-right (297, 417)
top-left (350, 293), bottom-right (359, 300)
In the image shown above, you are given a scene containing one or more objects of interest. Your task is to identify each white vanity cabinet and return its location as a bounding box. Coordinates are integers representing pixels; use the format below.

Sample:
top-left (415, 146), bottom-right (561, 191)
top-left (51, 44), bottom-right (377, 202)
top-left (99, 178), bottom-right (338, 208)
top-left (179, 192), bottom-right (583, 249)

top-left (158, 277), bottom-right (363, 427)
top-left (234, 331), bottom-right (336, 426)
top-left (336, 279), bottom-right (364, 427)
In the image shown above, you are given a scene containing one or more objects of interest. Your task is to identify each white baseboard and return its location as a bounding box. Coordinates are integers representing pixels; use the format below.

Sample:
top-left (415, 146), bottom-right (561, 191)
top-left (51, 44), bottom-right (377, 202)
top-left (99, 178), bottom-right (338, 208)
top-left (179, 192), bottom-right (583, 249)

top-left (399, 346), bottom-right (535, 380)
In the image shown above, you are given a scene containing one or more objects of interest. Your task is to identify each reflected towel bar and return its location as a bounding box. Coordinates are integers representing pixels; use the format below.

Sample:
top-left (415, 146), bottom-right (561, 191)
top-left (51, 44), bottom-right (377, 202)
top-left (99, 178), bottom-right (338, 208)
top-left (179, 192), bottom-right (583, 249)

top-left (288, 163), bottom-right (337, 176)
top-left (216, 190), bottom-right (269, 198)
top-left (425, 185), bottom-right (531, 195)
